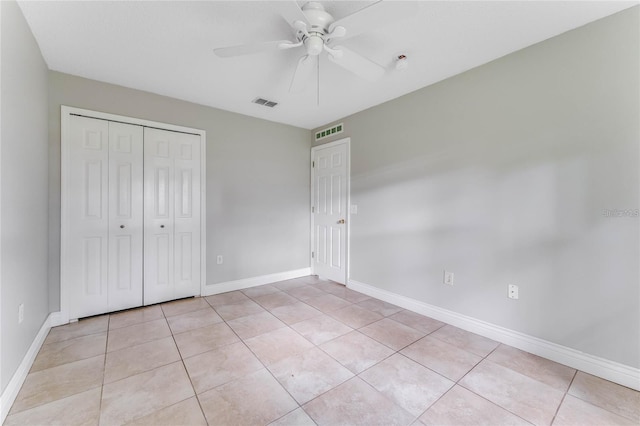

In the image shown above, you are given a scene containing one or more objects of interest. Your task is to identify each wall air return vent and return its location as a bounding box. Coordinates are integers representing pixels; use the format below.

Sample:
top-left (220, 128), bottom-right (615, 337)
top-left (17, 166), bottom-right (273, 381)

top-left (315, 123), bottom-right (343, 141)
top-left (252, 97), bottom-right (278, 108)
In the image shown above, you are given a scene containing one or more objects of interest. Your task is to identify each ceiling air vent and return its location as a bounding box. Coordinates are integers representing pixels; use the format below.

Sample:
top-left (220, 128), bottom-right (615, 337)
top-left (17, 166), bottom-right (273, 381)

top-left (252, 97), bottom-right (278, 108)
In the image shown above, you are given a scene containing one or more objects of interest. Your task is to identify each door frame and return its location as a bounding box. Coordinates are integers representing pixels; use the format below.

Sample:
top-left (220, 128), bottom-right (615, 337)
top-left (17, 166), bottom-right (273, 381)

top-left (310, 137), bottom-right (351, 285)
top-left (60, 105), bottom-right (207, 323)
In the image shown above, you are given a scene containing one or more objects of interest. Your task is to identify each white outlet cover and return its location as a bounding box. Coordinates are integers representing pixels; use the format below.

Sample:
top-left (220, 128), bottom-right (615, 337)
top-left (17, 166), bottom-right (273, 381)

top-left (508, 284), bottom-right (519, 299)
top-left (350, 205), bottom-right (358, 215)
top-left (444, 270), bottom-right (454, 286)
top-left (216, 255), bottom-right (223, 265)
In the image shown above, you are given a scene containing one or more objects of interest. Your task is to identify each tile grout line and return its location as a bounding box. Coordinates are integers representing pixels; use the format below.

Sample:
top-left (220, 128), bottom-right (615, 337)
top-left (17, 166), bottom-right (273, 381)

top-left (28, 333), bottom-right (109, 375)
top-left (14, 321), bottom-right (110, 419)
top-left (237, 283), bottom-right (379, 423)
top-left (102, 309), bottom-right (194, 424)
top-left (269, 327), bottom-right (355, 421)
top-left (554, 370), bottom-right (639, 422)
top-left (205, 292), bottom-right (308, 424)
top-left (549, 369), bottom-right (578, 425)
top-left (345, 309), bottom-right (460, 423)
top-left (107, 304), bottom-right (163, 331)
top-left (241, 290), bottom-right (326, 411)
top-left (167, 308), bottom-right (211, 426)
top-left (271, 282), bottom-right (451, 421)
top-left (561, 371), bottom-right (639, 422)
top-left (389, 325), bottom-right (489, 423)
top-left (118, 291), bottom-right (329, 424)
top-left (107, 302), bottom-right (212, 424)
top-left (453, 343), bottom-right (537, 425)
top-left (292, 317), bottom-right (399, 414)
top-left (97, 315), bottom-right (111, 425)
top-left (222, 310), bottom-right (305, 423)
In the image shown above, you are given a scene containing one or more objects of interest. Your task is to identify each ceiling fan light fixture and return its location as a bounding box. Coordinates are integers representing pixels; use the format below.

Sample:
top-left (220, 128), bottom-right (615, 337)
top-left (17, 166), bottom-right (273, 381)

top-left (304, 34), bottom-right (324, 56)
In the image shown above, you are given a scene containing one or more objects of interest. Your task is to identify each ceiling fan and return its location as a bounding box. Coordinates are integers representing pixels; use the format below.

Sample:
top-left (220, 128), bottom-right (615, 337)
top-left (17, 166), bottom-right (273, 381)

top-left (213, 1), bottom-right (416, 94)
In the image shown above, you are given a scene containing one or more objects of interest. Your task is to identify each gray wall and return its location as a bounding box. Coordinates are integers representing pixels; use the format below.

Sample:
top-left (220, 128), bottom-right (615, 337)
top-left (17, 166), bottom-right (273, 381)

top-left (313, 7), bottom-right (639, 368)
top-left (48, 72), bottom-right (311, 311)
top-left (1, 0), bottom-right (50, 392)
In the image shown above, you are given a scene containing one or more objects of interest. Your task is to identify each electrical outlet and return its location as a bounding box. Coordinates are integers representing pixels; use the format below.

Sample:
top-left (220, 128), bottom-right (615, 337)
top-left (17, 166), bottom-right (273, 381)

top-left (216, 255), bottom-right (223, 265)
top-left (508, 284), bottom-right (519, 299)
top-left (350, 204), bottom-right (358, 215)
top-left (443, 270), bottom-right (454, 286)
top-left (18, 303), bottom-right (24, 324)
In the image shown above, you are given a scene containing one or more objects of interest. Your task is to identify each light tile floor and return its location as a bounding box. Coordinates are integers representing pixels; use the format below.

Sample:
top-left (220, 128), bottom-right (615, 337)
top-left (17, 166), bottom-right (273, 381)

top-left (5, 276), bottom-right (640, 426)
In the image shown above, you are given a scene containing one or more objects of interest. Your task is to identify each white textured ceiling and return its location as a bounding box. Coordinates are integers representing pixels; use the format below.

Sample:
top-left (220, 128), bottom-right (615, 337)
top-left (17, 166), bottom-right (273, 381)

top-left (18, 1), bottom-right (637, 129)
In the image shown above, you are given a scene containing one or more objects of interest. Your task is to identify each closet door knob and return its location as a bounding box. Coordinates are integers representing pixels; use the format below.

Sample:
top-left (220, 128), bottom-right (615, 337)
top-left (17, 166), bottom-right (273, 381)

top-left (160, 225), bottom-right (165, 228)
top-left (120, 225), bottom-right (125, 229)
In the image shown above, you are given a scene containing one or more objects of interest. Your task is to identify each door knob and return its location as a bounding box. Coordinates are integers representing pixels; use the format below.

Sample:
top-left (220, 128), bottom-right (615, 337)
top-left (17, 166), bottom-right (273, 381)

top-left (120, 225), bottom-right (125, 229)
top-left (337, 219), bottom-right (345, 224)
top-left (160, 225), bottom-right (165, 228)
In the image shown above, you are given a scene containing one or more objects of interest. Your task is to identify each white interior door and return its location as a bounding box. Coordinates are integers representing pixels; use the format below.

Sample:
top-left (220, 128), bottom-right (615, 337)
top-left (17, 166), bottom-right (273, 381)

top-left (68, 116), bottom-right (110, 319)
top-left (67, 117), bottom-right (144, 318)
top-left (143, 128), bottom-right (174, 304)
top-left (144, 128), bottom-right (201, 304)
top-left (173, 132), bottom-right (202, 299)
top-left (107, 121), bottom-right (144, 311)
top-left (312, 140), bottom-right (348, 283)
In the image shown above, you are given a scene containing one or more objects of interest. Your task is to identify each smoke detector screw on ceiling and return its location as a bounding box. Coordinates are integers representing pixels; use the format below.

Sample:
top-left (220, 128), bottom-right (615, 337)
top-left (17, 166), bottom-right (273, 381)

top-left (395, 54), bottom-right (409, 71)
top-left (252, 97), bottom-right (278, 108)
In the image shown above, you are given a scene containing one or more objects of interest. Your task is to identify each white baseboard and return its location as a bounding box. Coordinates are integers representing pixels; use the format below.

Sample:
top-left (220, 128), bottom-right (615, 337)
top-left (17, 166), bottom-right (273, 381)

top-left (203, 268), bottom-right (312, 296)
top-left (348, 279), bottom-right (640, 391)
top-left (1, 313), bottom-right (52, 424)
top-left (49, 311), bottom-right (66, 327)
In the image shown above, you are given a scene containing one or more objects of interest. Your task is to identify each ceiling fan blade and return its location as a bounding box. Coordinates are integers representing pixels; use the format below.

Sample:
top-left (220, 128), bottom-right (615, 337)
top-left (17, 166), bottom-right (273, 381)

top-left (328, 45), bottom-right (385, 82)
top-left (289, 55), bottom-right (316, 93)
top-left (278, 1), bottom-right (310, 28)
top-left (329, 1), bottom-right (419, 40)
top-left (214, 40), bottom-right (291, 58)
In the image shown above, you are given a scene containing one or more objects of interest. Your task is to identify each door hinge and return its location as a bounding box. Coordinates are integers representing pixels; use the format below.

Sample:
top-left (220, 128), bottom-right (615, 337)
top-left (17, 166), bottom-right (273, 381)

top-left (312, 206), bottom-right (315, 213)
top-left (312, 161), bottom-right (315, 168)
top-left (312, 251), bottom-right (315, 258)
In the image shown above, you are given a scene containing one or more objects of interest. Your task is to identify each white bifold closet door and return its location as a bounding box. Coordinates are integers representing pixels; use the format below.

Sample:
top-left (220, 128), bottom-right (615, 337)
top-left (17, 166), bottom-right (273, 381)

top-left (143, 127), bottom-right (201, 305)
top-left (68, 116), bottom-right (144, 319)
top-left (66, 115), bottom-right (201, 319)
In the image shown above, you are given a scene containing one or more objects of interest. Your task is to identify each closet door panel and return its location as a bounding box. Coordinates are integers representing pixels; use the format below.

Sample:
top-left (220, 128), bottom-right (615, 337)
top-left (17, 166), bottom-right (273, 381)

top-left (68, 116), bottom-right (109, 319)
top-left (143, 128), bottom-right (176, 305)
top-left (173, 133), bottom-right (201, 299)
top-left (108, 121), bottom-right (144, 311)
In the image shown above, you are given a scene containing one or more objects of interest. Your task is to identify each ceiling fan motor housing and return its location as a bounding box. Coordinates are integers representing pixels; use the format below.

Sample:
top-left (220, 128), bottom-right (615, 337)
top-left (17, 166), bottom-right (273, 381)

top-left (300, 2), bottom-right (334, 56)
top-left (302, 2), bottom-right (334, 32)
